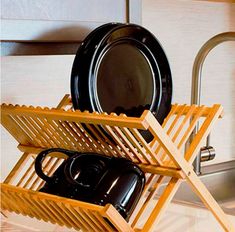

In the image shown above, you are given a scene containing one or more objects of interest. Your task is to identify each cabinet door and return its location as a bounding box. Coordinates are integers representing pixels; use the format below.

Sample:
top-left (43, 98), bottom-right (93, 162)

top-left (1, 0), bottom-right (128, 41)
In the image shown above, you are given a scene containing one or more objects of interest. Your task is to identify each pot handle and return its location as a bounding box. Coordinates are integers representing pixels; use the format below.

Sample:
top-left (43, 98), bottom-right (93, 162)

top-left (34, 148), bottom-right (78, 184)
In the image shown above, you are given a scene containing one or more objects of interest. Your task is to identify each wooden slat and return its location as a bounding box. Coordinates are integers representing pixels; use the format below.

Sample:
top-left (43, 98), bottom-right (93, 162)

top-left (103, 204), bottom-right (134, 232)
top-left (173, 105), bottom-right (223, 118)
top-left (3, 152), bottom-right (31, 184)
top-left (20, 116), bottom-right (47, 147)
top-left (38, 117), bottom-right (63, 147)
top-left (59, 203), bottom-right (82, 231)
top-left (145, 111), bottom-right (191, 169)
top-left (73, 207), bottom-right (95, 231)
top-left (138, 164), bottom-right (185, 178)
top-left (35, 158), bottom-right (64, 191)
top-left (129, 173), bottom-right (156, 225)
top-left (40, 199), bottom-right (65, 226)
top-left (160, 105), bottom-right (200, 164)
top-left (19, 114), bottom-right (56, 147)
top-left (79, 208), bottom-right (100, 232)
top-left (177, 105), bottom-right (206, 150)
top-left (24, 116), bottom-right (51, 147)
top-left (48, 119), bottom-right (76, 150)
top-left (67, 205), bottom-right (90, 231)
top-left (68, 122), bottom-right (92, 152)
top-left (120, 127), bottom-right (150, 164)
top-left (56, 94), bottom-right (72, 110)
top-left (141, 178), bottom-right (181, 232)
top-left (165, 104), bottom-right (188, 138)
top-left (56, 120), bottom-right (93, 152)
top-left (1, 111), bottom-right (31, 145)
top-left (85, 124), bottom-right (118, 156)
top-left (63, 121), bottom-right (99, 152)
top-left (130, 128), bottom-right (163, 165)
top-left (25, 195), bottom-right (54, 223)
top-left (151, 105), bottom-right (187, 164)
top-left (1, 198), bottom-right (8, 211)
top-left (29, 156), bottom-right (56, 190)
top-left (56, 120), bottom-right (80, 151)
top-left (138, 105), bottom-right (234, 232)
top-left (16, 192), bottom-right (41, 219)
top-left (1, 104), bottom-right (148, 129)
top-left (149, 104), bottom-right (179, 150)
top-left (46, 200), bottom-right (74, 228)
top-left (163, 105), bottom-right (206, 166)
top-left (186, 171), bottom-right (235, 232)
top-left (93, 212), bottom-right (115, 232)
top-left (32, 115), bottom-right (61, 147)
top-left (22, 163), bottom-right (41, 189)
top-left (82, 209), bottom-right (105, 232)
top-left (111, 126), bottom-right (141, 163)
top-left (1, 101), bottom-right (232, 232)
top-left (10, 115), bottom-right (38, 146)
top-left (8, 191), bottom-right (28, 216)
top-left (131, 175), bottom-right (165, 227)
top-left (16, 160), bottom-right (35, 187)
top-left (171, 105), bottom-right (197, 143)
top-left (1, 191), bottom-right (20, 214)
top-left (103, 124), bottom-right (133, 160)
top-left (185, 104), bottom-right (223, 163)
top-left (45, 118), bottom-right (71, 148)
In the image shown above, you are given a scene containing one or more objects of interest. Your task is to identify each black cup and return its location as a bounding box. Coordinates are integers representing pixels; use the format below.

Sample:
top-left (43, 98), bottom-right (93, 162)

top-left (35, 148), bottom-right (145, 221)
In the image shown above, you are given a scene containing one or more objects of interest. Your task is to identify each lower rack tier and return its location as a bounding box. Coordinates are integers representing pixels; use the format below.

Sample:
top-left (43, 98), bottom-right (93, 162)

top-left (2, 97), bottom-right (233, 231)
top-left (1, 183), bottom-right (133, 232)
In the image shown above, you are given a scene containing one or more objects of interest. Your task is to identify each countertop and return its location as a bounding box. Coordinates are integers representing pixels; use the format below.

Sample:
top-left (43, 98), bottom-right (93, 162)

top-left (1, 201), bottom-right (234, 231)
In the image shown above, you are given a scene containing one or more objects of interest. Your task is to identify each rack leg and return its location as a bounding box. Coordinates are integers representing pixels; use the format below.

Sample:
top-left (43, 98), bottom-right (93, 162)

top-left (141, 177), bottom-right (181, 232)
top-left (186, 171), bottom-right (235, 232)
top-left (103, 204), bottom-right (134, 232)
top-left (141, 173), bottom-right (234, 232)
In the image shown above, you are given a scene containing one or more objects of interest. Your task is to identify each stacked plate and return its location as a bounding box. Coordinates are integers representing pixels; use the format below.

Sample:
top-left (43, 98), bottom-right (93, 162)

top-left (70, 23), bottom-right (172, 141)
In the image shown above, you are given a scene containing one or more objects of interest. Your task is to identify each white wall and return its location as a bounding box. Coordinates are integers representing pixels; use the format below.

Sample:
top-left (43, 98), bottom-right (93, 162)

top-left (142, 0), bottom-right (235, 165)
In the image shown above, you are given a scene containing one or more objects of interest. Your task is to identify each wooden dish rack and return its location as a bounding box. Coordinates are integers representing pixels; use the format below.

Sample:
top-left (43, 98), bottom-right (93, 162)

top-left (1, 95), bottom-right (234, 232)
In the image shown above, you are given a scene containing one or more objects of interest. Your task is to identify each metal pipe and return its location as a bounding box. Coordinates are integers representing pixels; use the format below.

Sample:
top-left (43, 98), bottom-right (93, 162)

top-left (191, 32), bottom-right (235, 175)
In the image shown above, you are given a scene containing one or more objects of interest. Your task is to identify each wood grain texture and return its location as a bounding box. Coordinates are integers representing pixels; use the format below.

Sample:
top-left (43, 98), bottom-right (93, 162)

top-left (1, 99), bottom-right (233, 231)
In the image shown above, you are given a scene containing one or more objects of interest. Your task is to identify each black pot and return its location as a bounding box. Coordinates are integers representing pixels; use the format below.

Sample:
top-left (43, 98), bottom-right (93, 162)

top-left (71, 23), bottom-right (172, 142)
top-left (34, 148), bottom-right (145, 221)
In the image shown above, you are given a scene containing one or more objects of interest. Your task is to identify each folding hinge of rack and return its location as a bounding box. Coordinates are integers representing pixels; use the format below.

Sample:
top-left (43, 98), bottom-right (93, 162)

top-left (1, 95), bottom-right (234, 232)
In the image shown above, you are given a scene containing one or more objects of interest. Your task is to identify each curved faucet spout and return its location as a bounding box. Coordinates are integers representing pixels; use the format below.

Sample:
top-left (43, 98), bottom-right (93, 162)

top-left (191, 32), bottom-right (235, 175)
top-left (191, 32), bottom-right (235, 106)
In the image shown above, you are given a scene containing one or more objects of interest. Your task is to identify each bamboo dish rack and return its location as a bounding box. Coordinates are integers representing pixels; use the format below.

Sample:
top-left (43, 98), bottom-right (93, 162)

top-left (1, 95), bottom-right (234, 232)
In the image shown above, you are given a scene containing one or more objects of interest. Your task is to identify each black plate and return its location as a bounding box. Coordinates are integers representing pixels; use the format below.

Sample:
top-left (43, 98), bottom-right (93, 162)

top-left (71, 22), bottom-right (122, 110)
top-left (71, 23), bottom-right (172, 141)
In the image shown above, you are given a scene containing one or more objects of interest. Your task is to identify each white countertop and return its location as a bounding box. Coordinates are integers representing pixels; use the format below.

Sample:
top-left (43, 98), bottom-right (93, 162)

top-left (1, 201), bottom-right (234, 231)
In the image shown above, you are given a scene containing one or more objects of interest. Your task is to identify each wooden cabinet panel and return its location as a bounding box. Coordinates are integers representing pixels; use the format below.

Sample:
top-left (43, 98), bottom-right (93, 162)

top-left (1, 0), bottom-right (127, 41)
top-left (1, 0), bottom-right (126, 21)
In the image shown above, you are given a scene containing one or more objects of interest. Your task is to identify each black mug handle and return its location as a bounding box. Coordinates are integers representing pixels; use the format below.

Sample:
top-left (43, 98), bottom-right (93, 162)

top-left (35, 148), bottom-right (78, 184)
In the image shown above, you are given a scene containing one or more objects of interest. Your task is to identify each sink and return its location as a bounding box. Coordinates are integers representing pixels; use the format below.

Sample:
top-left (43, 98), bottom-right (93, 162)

top-left (157, 160), bottom-right (235, 215)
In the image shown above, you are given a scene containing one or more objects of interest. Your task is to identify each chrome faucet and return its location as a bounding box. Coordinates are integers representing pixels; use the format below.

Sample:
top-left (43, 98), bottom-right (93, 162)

top-left (191, 32), bottom-right (235, 175)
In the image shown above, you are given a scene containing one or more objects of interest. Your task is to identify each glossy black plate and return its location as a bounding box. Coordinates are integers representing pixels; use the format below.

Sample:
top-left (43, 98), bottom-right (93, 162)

top-left (71, 23), bottom-right (172, 141)
top-left (71, 22), bottom-right (122, 110)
